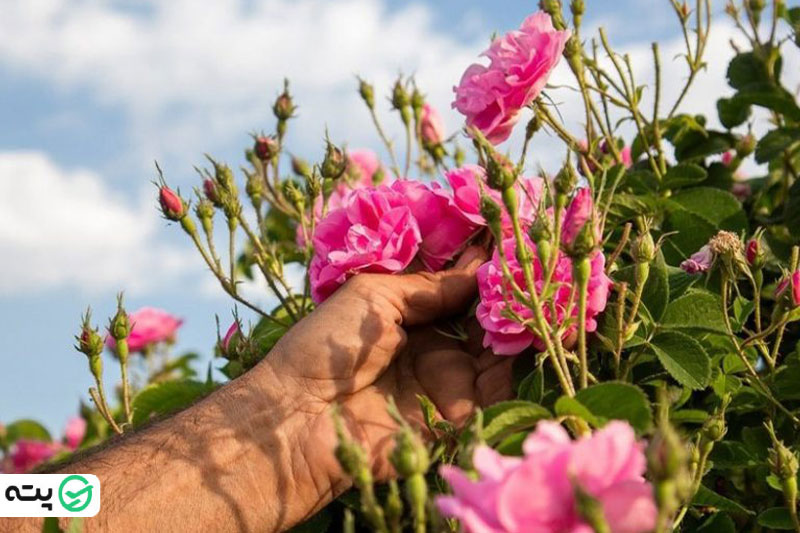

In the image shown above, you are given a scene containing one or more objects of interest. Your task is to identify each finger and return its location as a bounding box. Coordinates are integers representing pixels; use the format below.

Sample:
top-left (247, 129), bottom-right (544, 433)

top-left (371, 245), bottom-right (488, 327)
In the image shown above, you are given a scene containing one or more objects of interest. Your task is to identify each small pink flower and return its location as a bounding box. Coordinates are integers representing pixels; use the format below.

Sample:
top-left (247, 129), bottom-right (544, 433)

top-left (6, 439), bottom-right (58, 473)
top-left (680, 245), bottom-right (714, 274)
top-left (776, 270), bottom-right (800, 308)
top-left (722, 150), bottom-right (734, 166)
top-left (437, 421), bottom-right (656, 533)
top-left (391, 180), bottom-right (481, 272)
top-left (310, 186), bottom-right (421, 303)
top-left (420, 103), bottom-right (446, 146)
top-left (222, 322), bottom-right (240, 353)
top-left (620, 146), bottom-right (633, 168)
top-left (445, 165), bottom-right (544, 232)
top-left (476, 234), bottom-right (611, 355)
top-left (561, 187), bottom-right (598, 252)
top-left (453, 12), bottom-right (570, 144)
top-left (106, 307), bottom-right (183, 353)
top-left (63, 417), bottom-right (86, 450)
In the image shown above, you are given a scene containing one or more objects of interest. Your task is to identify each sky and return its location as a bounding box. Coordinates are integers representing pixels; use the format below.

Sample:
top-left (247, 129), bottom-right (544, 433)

top-left (0, 0), bottom-right (796, 434)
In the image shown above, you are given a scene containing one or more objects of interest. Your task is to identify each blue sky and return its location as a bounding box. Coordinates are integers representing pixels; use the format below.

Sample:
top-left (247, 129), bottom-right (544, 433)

top-left (0, 0), bottom-right (784, 434)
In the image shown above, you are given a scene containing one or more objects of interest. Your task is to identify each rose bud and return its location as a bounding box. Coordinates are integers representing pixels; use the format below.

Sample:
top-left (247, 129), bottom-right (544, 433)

top-left (746, 238), bottom-right (765, 268)
top-left (159, 186), bottom-right (185, 221)
top-left (776, 271), bottom-right (800, 308)
top-left (561, 187), bottom-right (599, 256)
top-left (420, 103), bottom-right (445, 147)
top-left (203, 179), bottom-right (222, 207)
top-left (273, 82), bottom-right (296, 122)
top-left (254, 135), bottom-right (279, 162)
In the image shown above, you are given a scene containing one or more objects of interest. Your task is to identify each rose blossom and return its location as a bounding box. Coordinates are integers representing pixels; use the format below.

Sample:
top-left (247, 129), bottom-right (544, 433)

top-left (680, 245), bottom-right (714, 274)
top-left (437, 420), bottom-right (656, 533)
top-left (776, 270), bottom-right (800, 308)
top-left (445, 165), bottom-right (544, 232)
top-left (5, 440), bottom-right (58, 474)
top-left (476, 234), bottom-right (611, 355)
top-left (64, 417), bottom-right (87, 450)
top-left (106, 307), bottom-right (183, 353)
top-left (391, 180), bottom-right (482, 271)
top-left (296, 149), bottom-right (385, 248)
top-left (420, 103), bottom-right (446, 146)
top-left (453, 12), bottom-right (570, 144)
top-left (309, 186), bottom-right (421, 303)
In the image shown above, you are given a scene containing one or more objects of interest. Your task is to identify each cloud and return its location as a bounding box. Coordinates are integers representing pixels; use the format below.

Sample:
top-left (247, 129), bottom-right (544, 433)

top-left (0, 0), bottom-right (485, 175)
top-left (0, 151), bottom-right (194, 293)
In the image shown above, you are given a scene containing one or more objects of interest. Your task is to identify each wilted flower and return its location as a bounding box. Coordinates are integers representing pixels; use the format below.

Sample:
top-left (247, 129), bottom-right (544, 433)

top-left (309, 186), bottom-right (422, 303)
top-left (437, 421), bottom-right (656, 532)
top-left (453, 12), bottom-right (570, 144)
top-left (776, 271), bottom-right (800, 308)
top-left (106, 307), bottom-right (183, 353)
top-left (476, 234), bottom-right (611, 355)
top-left (680, 245), bottom-right (714, 274)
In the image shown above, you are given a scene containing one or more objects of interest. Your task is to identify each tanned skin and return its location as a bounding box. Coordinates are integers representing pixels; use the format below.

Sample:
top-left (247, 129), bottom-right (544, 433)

top-left (3, 246), bottom-right (513, 532)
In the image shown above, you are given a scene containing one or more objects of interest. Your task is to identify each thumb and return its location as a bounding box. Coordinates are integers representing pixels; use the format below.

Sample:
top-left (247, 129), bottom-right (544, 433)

top-left (377, 246), bottom-right (488, 326)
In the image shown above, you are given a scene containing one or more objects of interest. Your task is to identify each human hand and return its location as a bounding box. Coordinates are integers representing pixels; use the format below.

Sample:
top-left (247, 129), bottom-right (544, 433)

top-left (254, 246), bottom-right (513, 498)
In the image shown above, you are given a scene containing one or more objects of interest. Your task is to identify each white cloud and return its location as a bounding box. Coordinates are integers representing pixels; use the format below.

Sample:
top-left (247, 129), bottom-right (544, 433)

top-left (0, 0), bottom-right (485, 173)
top-left (0, 151), bottom-right (193, 293)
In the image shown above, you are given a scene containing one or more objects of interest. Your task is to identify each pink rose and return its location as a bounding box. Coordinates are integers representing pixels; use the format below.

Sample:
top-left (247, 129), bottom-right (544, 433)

top-left (420, 103), bottom-right (446, 145)
top-left (476, 234), bottom-right (611, 355)
top-left (453, 12), bottom-right (570, 144)
top-left (309, 186), bottom-right (421, 303)
top-left (106, 307), bottom-right (183, 353)
top-left (391, 179), bottom-right (482, 271)
top-left (6, 439), bottom-right (58, 473)
top-left (722, 150), bottom-right (734, 166)
top-left (680, 245), bottom-right (714, 274)
top-left (437, 421), bottom-right (656, 533)
top-left (296, 149), bottom-right (385, 248)
top-left (776, 270), bottom-right (800, 308)
top-left (620, 145), bottom-right (633, 168)
top-left (445, 165), bottom-right (544, 232)
top-left (63, 417), bottom-right (86, 450)
top-left (561, 187), bottom-right (599, 253)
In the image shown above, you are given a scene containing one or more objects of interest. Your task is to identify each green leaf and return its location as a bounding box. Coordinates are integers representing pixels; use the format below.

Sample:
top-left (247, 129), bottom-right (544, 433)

top-left (710, 441), bottom-right (757, 469)
top-left (755, 128), bottom-right (800, 164)
top-left (649, 331), bottom-right (711, 389)
top-left (574, 382), bottom-right (652, 433)
top-left (697, 512), bottom-right (736, 533)
top-left (735, 84), bottom-right (800, 121)
top-left (132, 380), bottom-right (213, 425)
top-left (554, 396), bottom-right (602, 427)
top-left (4, 419), bottom-right (52, 446)
top-left (517, 367), bottom-right (544, 403)
top-left (787, 178), bottom-right (800, 240)
top-left (667, 266), bottom-right (698, 300)
top-left (717, 97), bottom-right (751, 129)
top-left (757, 508), bottom-right (796, 530)
top-left (731, 296), bottom-right (755, 333)
top-left (661, 291), bottom-right (728, 334)
top-left (662, 209), bottom-right (718, 263)
top-left (668, 187), bottom-right (747, 231)
top-left (727, 52), bottom-right (770, 90)
top-left (481, 401), bottom-right (551, 445)
top-left (251, 317), bottom-right (289, 355)
top-left (662, 163), bottom-right (708, 190)
top-left (693, 485), bottom-right (754, 515)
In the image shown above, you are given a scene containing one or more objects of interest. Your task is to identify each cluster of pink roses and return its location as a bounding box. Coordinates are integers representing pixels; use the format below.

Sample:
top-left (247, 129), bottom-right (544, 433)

top-left (1, 417), bottom-right (86, 474)
top-left (453, 12), bottom-right (570, 144)
top-left (437, 421), bottom-right (657, 533)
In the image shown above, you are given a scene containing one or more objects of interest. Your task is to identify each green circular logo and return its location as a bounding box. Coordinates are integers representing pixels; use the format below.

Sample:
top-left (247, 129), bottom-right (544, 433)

top-left (58, 475), bottom-right (93, 512)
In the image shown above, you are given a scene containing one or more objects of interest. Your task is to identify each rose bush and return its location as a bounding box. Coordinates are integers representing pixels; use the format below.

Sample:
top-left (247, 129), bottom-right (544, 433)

top-left (4, 1), bottom-right (800, 532)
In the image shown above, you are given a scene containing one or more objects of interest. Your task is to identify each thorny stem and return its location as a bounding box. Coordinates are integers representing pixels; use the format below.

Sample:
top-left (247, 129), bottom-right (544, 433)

top-left (368, 106), bottom-right (401, 178)
top-left (92, 382), bottom-right (122, 435)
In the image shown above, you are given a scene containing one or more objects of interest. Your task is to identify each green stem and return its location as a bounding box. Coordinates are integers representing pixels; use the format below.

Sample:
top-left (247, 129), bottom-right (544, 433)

top-left (118, 339), bottom-right (133, 425)
top-left (575, 256), bottom-right (592, 389)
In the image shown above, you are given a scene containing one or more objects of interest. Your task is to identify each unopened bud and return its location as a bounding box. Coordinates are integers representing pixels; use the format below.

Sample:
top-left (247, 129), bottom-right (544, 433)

top-left (291, 156), bottom-right (311, 178)
top-left (736, 134), bottom-right (756, 157)
top-left (283, 181), bottom-right (306, 211)
top-left (554, 163), bottom-right (578, 197)
top-left (195, 197), bottom-right (215, 223)
top-left (203, 179), bottom-right (223, 208)
top-left (776, 271), bottom-right (800, 308)
top-left (486, 153), bottom-right (516, 191)
top-left (647, 425), bottom-right (687, 481)
top-left (108, 301), bottom-right (130, 342)
top-left (159, 186), bottom-right (185, 221)
top-left (273, 80), bottom-right (296, 122)
top-left (411, 87), bottom-right (424, 114)
top-left (321, 142), bottom-right (347, 180)
top-left (391, 78), bottom-right (410, 111)
top-left (454, 146), bottom-right (466, 167)
top-left (539, 0), bottom-right (567, 29)
top-left (702, 413), bottom-right (727, 443)
top-left (358, 78), bottom-right (375, 109)
top-left (565, 36), bottom-right (583, 72)
top-left (680, 2), bottom-right (691, 21)
top-left (746, 237), bottom-right (765, 269)
top-left (480, 194), bottom-right (503, 238)
top-left (632, 232), bottom-right (657, 264)
top-left (75, 311), bottom-right (104, 359)
top-left (254, 135), bottom-right (279, 162)
top-left (389, 429), bottom-right (430, 477)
